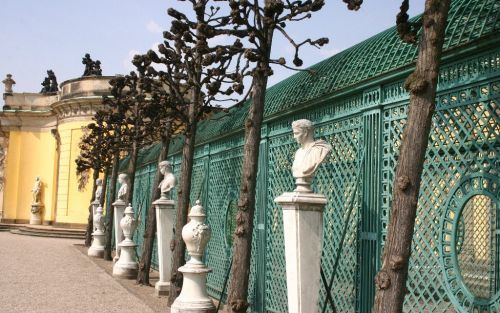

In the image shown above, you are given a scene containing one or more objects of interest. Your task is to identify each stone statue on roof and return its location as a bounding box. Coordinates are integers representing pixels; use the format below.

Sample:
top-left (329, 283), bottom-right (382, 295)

top-left (40, 70), bottom-right (58, 94)
top-left (82, 53), bottom-right (103, 77)
top-left (2, 74), bottom-right (15, 94)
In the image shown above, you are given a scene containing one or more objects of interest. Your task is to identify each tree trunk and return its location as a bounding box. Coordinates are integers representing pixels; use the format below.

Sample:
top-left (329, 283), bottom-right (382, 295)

top-left (137, 133), bottom-right (171, 285)
top-left (373, 1), bottom-right (450, 312)
top-left (126, 140), bottom-right (139, 205)
top-left (84, 167), bottom-right (100, 246)
top-left (100, 171), bottom-right (108, 207)
top-left (227, 67), bottom-right (270, 312)
top-left (104, 149), bottom-right (121, 261)
top-left (168, 92), bottom-right (199, 305)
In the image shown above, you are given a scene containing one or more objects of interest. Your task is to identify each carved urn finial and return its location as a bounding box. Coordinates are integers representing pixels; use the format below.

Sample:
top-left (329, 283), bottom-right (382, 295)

top-left (182, 200), bottom-right (211, 266)
top-left (120, 203), bottom-right (137, 242)
top-left (93, 206), bottom-right (104, 232)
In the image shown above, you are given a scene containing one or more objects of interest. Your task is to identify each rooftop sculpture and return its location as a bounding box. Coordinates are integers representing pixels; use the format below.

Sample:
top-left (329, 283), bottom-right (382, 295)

top-left (82, 53), bottom-right (103, 77)
top-left (2, 74), bottom-right (16, 94)
top-left (40, 70), bottom-right (58, 94)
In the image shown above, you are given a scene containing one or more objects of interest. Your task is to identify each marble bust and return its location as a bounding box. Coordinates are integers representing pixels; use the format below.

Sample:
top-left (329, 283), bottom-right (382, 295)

top-left (31, 176), bottom-right (42, 204)
top-left (95, 178), bottom-right (103, 203)
top-left (117, 173), bottom-right (130, 202)
top-left (158, 161), bottom-right (176, 199)
top-left (291, 119), bottom-right (332, 191)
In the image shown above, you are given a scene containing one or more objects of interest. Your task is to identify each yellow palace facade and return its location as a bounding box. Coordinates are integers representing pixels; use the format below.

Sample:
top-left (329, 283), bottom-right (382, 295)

top-left (0, 76), bottom-right (112, 227)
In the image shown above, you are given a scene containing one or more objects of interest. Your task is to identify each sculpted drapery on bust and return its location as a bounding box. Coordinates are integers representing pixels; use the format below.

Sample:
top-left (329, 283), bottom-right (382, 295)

top-left (158, 161), bottom-right (176, 199)
top-left (117, 173), bottom-right (130, 202)
top-left (291, 119), bottom-right (332, 191)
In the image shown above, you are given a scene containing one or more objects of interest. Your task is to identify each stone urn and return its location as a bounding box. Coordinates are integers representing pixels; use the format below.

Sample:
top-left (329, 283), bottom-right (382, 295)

top-left (182, 200), bottom-right (211, 266)
top-left (112, 203), bottom-right (138, 278)
top-left (171, 200), bottom-right (215, 313)
top-left (120, 204), bottom-right (137, 241)
top-left (88, 206), bottom-right (105, 257)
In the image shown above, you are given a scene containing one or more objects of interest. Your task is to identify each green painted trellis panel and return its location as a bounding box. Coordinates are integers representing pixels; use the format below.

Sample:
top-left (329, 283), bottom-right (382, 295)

top-left (131, 163), bottom-right (159, 268)
top-left (110, 1), bottom-right (499, 312)
top-left (381, 77), bottom-right (499, 312)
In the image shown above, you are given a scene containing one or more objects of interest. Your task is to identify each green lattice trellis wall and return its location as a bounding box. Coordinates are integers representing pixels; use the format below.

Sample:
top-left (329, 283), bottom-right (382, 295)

top-left (110, 0), bottom-right (499, 311)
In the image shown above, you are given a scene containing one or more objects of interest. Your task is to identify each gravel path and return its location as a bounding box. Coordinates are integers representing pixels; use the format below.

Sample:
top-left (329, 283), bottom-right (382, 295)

top-left (0, 232), bottom-right (154, 313)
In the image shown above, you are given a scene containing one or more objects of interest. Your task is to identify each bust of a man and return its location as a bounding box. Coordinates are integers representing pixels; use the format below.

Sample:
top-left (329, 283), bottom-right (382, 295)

top-left (117, 173), bottom-right (129, 202)
top-left (291, 119), bottom-right (331, 191)
top-left (159, 161), bottom-right (176, 199)
top-left (95, 178), bottom-right (103, 203)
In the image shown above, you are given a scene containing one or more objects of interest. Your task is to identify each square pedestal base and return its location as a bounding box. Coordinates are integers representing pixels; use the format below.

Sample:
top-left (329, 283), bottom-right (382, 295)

top-left (155, 281), bottom-right (170, 296)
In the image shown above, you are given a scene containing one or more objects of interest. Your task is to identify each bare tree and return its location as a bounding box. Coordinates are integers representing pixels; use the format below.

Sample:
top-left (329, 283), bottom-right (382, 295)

top-left (100, 85), bottom-right (131, 261)
top-left (76, 111), bottom-right (113, 246)
top-left (373, 1), bottom-right (451, 312)
top-left (224, 2), bottom-right (328, 311)
top-left (133, 54), bottom-right (186, 285)
top-left (143, 1), bottom-right (251, 302)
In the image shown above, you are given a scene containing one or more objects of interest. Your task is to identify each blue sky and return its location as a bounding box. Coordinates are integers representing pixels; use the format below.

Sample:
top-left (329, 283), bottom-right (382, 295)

top-left (0, 0), bottom-right (425, 100)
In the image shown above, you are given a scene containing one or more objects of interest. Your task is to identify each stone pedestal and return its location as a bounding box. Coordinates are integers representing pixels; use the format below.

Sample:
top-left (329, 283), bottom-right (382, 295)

top-left (112, 199), bottom-right (126, 262)
top-left (30, 203), bottom-right (43, 225)
top-left (88, 205), bottom-right (105, 258)
top-left (113, 203), bottom-right (138, 279)
top-left (171, 200), bottom-right (215, 313)
top-left (274, 191), bottom-right (326, 313)
top-left (152, 197), bottom-right (175, 296)
top-left (91, 200), bottom-right (100, 231)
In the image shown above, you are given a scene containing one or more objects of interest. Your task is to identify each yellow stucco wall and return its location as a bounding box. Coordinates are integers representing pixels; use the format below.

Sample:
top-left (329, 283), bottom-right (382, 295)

top-left (55, 120), bottom-right (94, 225)
top-left (2, 120), bottom-right (95, 225)
top-left (3, 130), bottom-right (58, 222)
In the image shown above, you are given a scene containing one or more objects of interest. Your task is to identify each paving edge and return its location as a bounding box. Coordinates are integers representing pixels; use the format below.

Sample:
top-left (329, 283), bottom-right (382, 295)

top-left (72, 244), bottom-right (170, 313)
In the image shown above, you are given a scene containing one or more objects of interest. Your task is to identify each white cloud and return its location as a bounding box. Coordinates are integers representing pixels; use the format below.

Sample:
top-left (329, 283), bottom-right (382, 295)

top-left (151, 42), bottom-right (161, 53)
top-left (123, 49), bottom-right (140, 72)
top-left (319, 47), bottom-right (342, 57)
top-left (207, 34), bottom-right (233, 47)
top-left (146, 20), bottom-right (163, 33)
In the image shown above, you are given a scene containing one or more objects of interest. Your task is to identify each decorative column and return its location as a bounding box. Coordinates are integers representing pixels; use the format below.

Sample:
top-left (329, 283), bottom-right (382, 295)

top-left (88, 205), bottom-right (105, 257)
top-left (153, 197), bottom-right (175, 296)
top-left (171, 200), bottom-right (215, 313)
top-left (91, 200), bottom-right (100, 231)
top-left (112, 199), bottom-right (126, 261)
top-left (113, 203), bottom-right (138, 278)
top-left (275, 192), bottom-right (326, 313)
top-left (274, 119), bottom-right (332, 313)
top-left (153, 160), bottom-right (177, 296)
top-left (113, 173), bottom-right (130, 261)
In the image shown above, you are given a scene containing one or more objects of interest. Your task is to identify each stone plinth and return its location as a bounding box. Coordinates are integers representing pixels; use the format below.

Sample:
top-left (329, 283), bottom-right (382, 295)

top-left (171, 266), bottom-right (214, 313)
top-left (274, 191), bottom-right (326, 313)
top-left (91, 200), bottom-right (100, 231)
top-left (113, 203), bottom-right (138, 279)
top-left (152, 197), bottom-right (175, 296)
top-left (171, 200), bottom-right (215, 313)
top-left (88, 205), bottom-right (105, 258)
top-left (112, 199), bottom-right (126, 262)
top-left (30, 203), bottom-right (43, 225)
